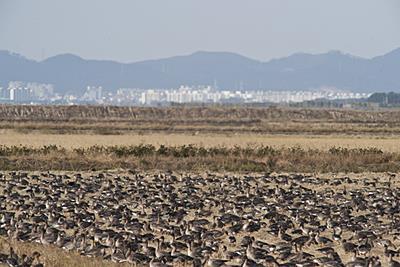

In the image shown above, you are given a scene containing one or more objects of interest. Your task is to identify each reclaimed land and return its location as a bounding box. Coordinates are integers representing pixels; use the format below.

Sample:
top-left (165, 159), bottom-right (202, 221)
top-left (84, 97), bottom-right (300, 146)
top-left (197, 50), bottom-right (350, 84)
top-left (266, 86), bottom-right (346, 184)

top-left (1, 105), bottom-right (400, 136)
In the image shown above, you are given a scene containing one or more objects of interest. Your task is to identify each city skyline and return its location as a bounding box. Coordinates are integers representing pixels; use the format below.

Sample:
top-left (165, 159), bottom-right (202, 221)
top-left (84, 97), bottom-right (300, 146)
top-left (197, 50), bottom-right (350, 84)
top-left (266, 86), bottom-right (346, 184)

top-left (0, 81), bottom-right (370, 105)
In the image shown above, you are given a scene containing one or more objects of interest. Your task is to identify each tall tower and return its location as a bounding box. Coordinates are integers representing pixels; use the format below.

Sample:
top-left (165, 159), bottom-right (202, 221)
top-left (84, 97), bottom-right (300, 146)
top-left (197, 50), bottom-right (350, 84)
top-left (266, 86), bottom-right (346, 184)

top-left (213, 79), bottom-right (218, 90)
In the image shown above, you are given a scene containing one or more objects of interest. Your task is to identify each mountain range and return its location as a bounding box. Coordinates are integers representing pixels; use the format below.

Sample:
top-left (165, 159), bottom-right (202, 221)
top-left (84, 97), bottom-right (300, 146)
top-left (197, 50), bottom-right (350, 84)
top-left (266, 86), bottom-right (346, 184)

top-left (1, 48), bottom-right (399, 95)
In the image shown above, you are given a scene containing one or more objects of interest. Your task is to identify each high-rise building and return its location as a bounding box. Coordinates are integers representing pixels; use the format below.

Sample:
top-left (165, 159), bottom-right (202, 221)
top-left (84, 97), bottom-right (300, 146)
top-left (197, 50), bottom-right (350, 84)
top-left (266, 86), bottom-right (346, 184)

top-left (0, 87), bottom-right (8, 99)
top-left (10, 87), bottom-right (31, 102)
top-left (82, 86), bottom-right (103, 102)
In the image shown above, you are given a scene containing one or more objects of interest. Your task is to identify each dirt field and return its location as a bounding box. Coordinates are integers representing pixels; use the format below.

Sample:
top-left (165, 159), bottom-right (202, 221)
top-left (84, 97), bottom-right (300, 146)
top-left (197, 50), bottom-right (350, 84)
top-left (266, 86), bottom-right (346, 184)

top-left (1, 132), bottom-right (400, 152)
top-left (2, 106), bottom-right (400, 153)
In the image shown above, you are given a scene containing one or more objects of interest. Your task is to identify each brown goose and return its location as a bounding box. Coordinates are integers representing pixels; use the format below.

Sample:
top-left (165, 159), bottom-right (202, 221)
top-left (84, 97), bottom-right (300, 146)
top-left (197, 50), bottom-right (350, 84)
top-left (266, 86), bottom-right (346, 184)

top-left (246, 238), bottom-right (269, 263)
top-left (149, 258), bottom-right (172, 267)
top-left (203, 255), bottom-right (229, 267)
top-left (389, 255), bottom-right (400, 267)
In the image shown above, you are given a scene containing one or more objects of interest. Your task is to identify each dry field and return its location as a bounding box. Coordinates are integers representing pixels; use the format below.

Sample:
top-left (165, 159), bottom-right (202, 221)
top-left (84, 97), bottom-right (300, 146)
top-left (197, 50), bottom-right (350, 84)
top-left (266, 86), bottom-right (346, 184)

top-left (1, 105), bottom-right (400, 153)
top-left (1, 106), bottom-right (400, 172)
top-left (2, 105), bottom-right (400, 137)
top-left (1, 132), bottom-right (400, 152)
top-left (1, 105), bottom-right (400, 266)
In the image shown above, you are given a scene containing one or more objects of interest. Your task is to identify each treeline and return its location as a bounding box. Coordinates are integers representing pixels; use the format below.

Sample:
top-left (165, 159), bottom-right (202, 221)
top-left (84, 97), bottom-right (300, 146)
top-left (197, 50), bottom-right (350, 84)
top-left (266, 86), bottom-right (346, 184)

top-left (368, 92), bottom-right (400, 106)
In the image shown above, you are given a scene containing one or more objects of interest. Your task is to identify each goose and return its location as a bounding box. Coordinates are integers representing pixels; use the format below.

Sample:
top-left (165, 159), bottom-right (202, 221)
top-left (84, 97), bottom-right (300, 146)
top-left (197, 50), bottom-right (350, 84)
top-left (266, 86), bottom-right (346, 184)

top-left (4, 247), bottom-right (43, 267)
top-left (332, 231), bottom-right (341, 242)
top-left (368, 256), bottom-right (381, 267)
top-left (246, 239), bottom-right (269, 263)
top-left (127, 251), bottom-right (151, 265)
top-left (389, 255), bottom-right (400, 267)
top-left (5, 257), bottom-right (19, 267)
top-left (241, 257), bottom-right (264, 267)
top-left (377, 239), bottom-right (396, 249)
top-left (110, 245), bottom-right (127, 262)
top-left (384, 244), bottom-right (399, 258)
top-left (313, 256), bottom-right (336, 265)
top-left (203, 255), bottom-right (229, 267)
top-left (0, 252), bottom-right (7, 265)
top-left (314, 231), bottom-right (333, 245)
top-left (291, 235), bottom-right (310, 252)
top-left (317, 247), bottom-right (335, 256)
top-left (61, 235), bottom-right (77, 251)
top-left (170, 244), bottom-right (194, 264)
top-left (228, 235), bottom-right (236, 244)
top-left (187, 241), bottom-right (202, 258)
top-left (345, 261), bottom-right (367, 267)
top-left (39, 227), bottom-right (55, 245)
top-left (19, 251), bottom-right (42, 267)
top-left (4, 247), bottom-right (19, 267)
top-left (222, 245), bottom-right (242, 262)
top-left (278, 228), bottom-right (293, 242)
top-left (149, 258), bottom-right (172, 267)
top-left (341, 239), bottom-right (357, 254)
top-left (357, 239), bottom-right (372, 256)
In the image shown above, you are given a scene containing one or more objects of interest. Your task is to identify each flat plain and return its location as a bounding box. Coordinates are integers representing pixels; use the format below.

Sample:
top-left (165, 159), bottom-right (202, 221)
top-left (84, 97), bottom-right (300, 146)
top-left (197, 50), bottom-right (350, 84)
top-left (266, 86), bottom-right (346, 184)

top-left (2, 105), bottom-right (400, 151)
top-left (1, 105), bottom-right (400, 266)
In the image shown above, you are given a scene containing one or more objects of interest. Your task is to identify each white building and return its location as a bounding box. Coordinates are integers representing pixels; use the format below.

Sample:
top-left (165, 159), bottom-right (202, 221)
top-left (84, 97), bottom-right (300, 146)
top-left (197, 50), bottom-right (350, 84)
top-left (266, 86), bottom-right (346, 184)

top-left (0, 87), bottom-right (8, 99)
top-left (82, 86), bottom-right (103, 102)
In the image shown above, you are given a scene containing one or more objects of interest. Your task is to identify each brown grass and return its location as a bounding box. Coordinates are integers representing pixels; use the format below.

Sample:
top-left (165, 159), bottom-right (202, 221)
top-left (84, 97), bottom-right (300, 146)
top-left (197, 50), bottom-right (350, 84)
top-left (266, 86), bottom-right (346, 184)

top-left (0, 237), bottom-right (132, 267)
top-left (1, 132), bottom-right (400, 152)
top-left (0, 144), bottom-right (399, 173)
top-left (4, 120), bottom-right (400, 135)
top-left (2, 105), bottom-right (400, 136)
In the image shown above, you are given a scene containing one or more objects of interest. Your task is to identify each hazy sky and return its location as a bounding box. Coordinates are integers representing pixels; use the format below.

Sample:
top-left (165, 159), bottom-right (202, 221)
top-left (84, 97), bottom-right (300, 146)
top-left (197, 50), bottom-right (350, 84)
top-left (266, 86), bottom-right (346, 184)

top-left (0, 0), bottom-right (399, 62)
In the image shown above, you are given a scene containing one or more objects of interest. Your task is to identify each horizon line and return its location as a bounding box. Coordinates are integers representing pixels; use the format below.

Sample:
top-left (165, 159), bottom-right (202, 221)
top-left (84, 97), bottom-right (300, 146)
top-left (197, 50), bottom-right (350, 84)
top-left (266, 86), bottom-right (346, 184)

top-left (1, 46), bottom-right (399, 65)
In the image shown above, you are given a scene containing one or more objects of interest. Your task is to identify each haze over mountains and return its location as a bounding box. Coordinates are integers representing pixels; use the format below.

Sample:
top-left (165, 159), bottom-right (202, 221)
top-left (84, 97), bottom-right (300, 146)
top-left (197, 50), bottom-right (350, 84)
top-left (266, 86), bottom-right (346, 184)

top-left (1, 48), bottom-right (399, 95)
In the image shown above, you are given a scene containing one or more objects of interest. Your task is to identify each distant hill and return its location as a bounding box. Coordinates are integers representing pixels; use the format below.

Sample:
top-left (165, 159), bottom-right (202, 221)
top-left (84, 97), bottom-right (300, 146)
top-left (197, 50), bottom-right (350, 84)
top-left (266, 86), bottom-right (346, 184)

top-left (0, 48), bottom-right (399, 95)
top-left (368, 92), bottom-right (400, 105)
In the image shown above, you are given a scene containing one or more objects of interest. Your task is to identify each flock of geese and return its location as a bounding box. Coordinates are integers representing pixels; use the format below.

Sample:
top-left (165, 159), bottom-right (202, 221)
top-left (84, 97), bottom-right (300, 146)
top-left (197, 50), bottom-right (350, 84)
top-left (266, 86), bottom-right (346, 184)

top-left (1, 171), bottom-right (400, 266)
top-left (0, 248), bottom-right (42, 267)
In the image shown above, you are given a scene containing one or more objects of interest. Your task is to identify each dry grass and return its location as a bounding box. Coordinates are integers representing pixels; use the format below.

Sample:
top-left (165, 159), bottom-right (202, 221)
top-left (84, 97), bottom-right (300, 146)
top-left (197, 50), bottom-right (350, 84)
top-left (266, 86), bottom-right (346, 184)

top-left (0, 237), bottom-right (132, 267)
top-left (1, 132), bottom-right (400, 152)
top-left (2, 105), bottom-right (400, 123)
top-left (4, 120), bottom-right (400, 136)
top-left (0, 144), bottom-right (398, 173)
top-left (2, 105), bottom-right (400, 136)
